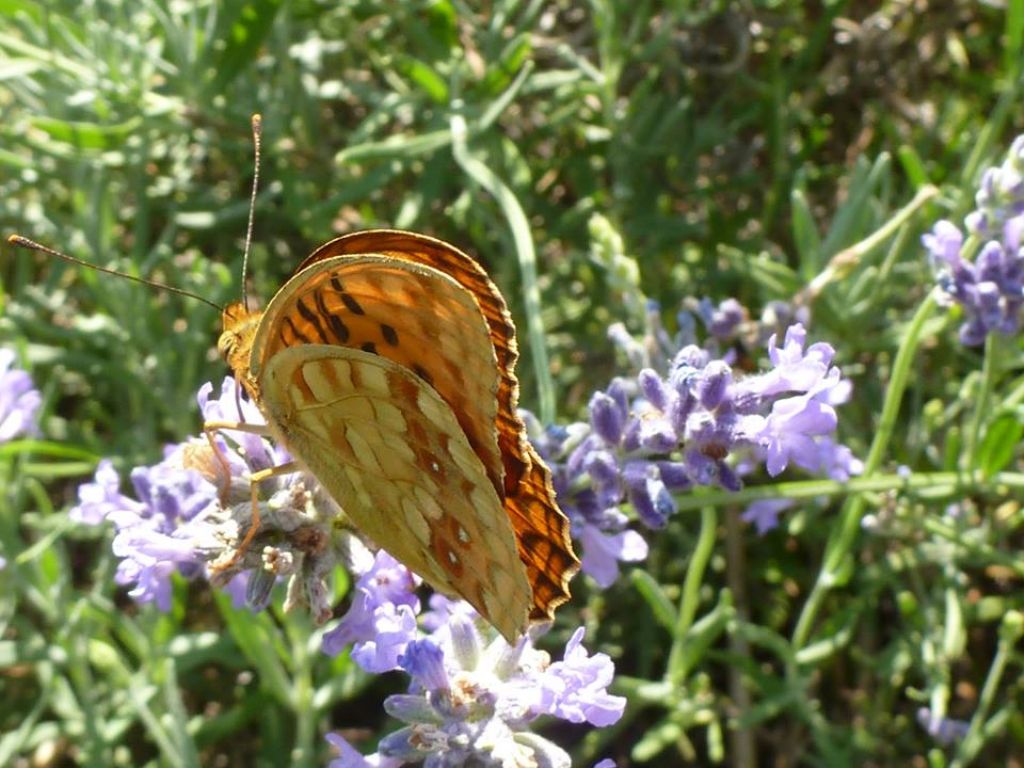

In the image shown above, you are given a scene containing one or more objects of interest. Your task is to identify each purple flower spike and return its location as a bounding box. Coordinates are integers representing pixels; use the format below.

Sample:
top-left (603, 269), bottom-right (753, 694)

top-left (70, 448), bottom-right (220, 610)
top-left (929, 136), bottom-right (1024, 343)
top-left (532, 628), bottom-right (626, 727)
top-left (917, 707), bottom-right (970, 746)
top-left (399, 639), bottom-right (450, 691)
top-left (529, 309), bottom-right (857, 586)
top-left (70, 459), bottom-right (146, 526)
top-left (330, 611), bottom-right (622, 766)
top-left (590, 391), bottom-right (626, 445)
top-left (0, 349), bottom-right (42, 442)
top-left (69, 377), bottom-right (343, 625)
top-left (325, 733), bottom-right (403, 768)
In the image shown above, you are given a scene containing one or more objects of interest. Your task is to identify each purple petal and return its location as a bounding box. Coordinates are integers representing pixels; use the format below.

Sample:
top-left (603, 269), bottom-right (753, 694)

top-left (579, 523), bottom-right (649, 587)
top-left (741, 498), bottom-right (795, 534)
top-left (589, 392), bottom-right (626, 445)
top-left (349, 603), bottom-right (420, 673)
top-left (399, 639), bottom-right (449, 692)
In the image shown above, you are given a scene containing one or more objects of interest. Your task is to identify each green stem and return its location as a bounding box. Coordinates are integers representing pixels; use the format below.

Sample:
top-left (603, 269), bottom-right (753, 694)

top-left (950, 612), bottom-right (1023, 767)
top-left (667, 506), bottom-right (717, 686)
top-left (672, 469), bottom-right (1024, 514)
top-left (799, 185), bottom-right (939, 301)
top-left (792, 290), bottom-right (938, 649)
top-left (289, 621), bottom-right (316, 768)
top-left (964, 331), bottom-right (997, 470)
top-left (724, 507), bottom-right (756, 768)
top-left (921, 515), bottom-right (1024, 578)
top-left (450, 111), bottom-right (556, 423)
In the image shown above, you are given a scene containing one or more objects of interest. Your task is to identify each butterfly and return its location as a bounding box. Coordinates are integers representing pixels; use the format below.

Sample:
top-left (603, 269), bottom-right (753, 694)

top-left (214, 229), bottom-right (579, 641)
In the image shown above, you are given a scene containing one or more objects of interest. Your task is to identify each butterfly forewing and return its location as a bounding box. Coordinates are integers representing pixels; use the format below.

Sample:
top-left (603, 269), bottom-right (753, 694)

top-left (254, 255), bottom-right (505, 497)
top-left (301, 231), bottom-right (579, 621)
top-left (260, 344), bottom-right (532, 641)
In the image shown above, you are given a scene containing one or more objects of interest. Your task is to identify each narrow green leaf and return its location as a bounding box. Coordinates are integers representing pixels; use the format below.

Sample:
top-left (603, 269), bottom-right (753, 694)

top-left (398, 56), bottom-right (448, 103)
top-left (630, 569), bottom-right (677, 631)
top-left (975, 412), bottom-right (1024, 478)
top-left (28, 116), bottom-right (143, 150)
top-left (203, 0), bottom-right (284, 96)
top-left (791, 186), bottom-right (822, 277)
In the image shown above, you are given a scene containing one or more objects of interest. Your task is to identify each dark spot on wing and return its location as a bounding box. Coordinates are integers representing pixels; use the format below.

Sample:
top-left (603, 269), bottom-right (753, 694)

top-left (294, 297), bottom-right (328, 342)
top-left (412, 364), bottom-right (434, 386)
top-left (284, 316), bottom-right (313, 344)
top-left (341, 291), bottom-right (365, 316)
top-left (314, 288), bottom-right (350, 343)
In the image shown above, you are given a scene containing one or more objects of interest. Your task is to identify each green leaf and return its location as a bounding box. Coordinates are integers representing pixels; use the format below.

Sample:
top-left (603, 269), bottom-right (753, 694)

top-left (481, 34), bottom-right (531, 94)
top-left (398, 56), bottom-right (448, 103)
top-left (976, 412), bottom-right (1024, 478)
top-left (791, 186), bottom-right (822, 278)
top-left (27, 116), bottom-right (144, 150)
top-left (203, 0), bottom-right (284, 97)
top-left (630, 569), bottom-right (677, 631)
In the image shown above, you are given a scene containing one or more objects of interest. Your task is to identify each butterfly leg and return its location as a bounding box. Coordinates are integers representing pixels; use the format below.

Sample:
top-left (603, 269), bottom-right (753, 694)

top-left (214, 460), bottom-right (301, 571)
top-left (202, 420), bottom-right (275, 502)
top-left (203, 419), bottom-right (300, 572)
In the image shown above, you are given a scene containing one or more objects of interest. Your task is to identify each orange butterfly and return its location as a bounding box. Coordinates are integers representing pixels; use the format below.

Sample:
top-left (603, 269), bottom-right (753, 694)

top-left (214, 230), bottom-right (579, 641)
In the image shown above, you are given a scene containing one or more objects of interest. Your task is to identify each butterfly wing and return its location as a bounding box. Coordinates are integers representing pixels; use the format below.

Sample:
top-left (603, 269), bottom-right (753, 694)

top-left (255, 255), bottom-right (505, 497)
top-left (300, 231), bottom-right (579, 622)
top-left (258, 343), bottom-right (532, 642)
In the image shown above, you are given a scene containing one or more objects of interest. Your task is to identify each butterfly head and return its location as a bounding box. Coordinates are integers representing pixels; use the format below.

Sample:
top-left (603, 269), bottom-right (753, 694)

top-left (219, 301), bottom-right (263, 395)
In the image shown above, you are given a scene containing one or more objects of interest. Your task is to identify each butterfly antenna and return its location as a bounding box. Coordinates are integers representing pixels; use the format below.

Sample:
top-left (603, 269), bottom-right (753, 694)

top-left (6, 235), bottom-right (223, 312)
top-left (240, 113), bottom-right (262, 312)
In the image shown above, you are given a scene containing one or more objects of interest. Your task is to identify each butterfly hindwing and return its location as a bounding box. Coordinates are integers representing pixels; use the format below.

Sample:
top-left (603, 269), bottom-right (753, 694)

top-left (259, 343), bottom-right (532, 641)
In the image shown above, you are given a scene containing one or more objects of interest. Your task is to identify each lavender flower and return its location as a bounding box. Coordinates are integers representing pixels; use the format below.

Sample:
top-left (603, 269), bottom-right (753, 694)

top-left (322, 550), bottom-right (422, 670)
top-left (925, 217), bottom-right (1024, 345)
top-left (0, 348), bottom-right (41, 442)
top-left (326, 735), bottom-right (402, 768)
top-left (964, 134), bottom-right (1024, 238)
top-left (70, 377), bottom-right (341, 621)
top-left (532, 320), bottom-right (859, 566)
top-left (530, 627), bottom-right (625, 727)
top-left (741, 498), bottom-right (796, 535)
top-left (916, 707), bottom-right (970, 745)
top-left (325, 614), bottom-right (624, 767)
top-left (576, 509), bottom-right (649, 588)
top-left (924, 135), bottom-right (1024, 345)
top-left (70, 452), bottom-right (215, 609)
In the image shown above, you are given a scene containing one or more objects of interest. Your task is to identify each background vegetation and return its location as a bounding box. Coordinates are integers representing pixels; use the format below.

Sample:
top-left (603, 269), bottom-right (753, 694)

top-left (3, 0), bottom-right (1024, 765)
